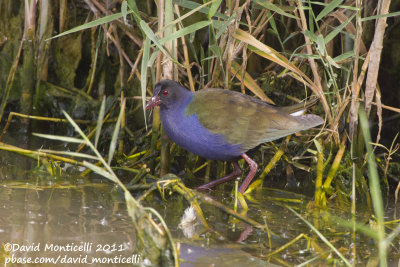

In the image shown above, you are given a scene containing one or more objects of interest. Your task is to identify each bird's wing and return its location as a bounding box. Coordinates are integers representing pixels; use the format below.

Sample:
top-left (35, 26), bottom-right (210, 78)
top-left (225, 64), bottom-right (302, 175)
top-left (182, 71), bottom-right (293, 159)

top-left (185, 89), bottom-right (323, 150)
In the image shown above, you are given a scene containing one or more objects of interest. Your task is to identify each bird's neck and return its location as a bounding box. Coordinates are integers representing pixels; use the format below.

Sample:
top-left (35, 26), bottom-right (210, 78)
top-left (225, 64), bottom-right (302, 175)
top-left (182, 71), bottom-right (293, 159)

top-left (160, 91), bottom-right (193, 133)
top-left (162, 90), bottom-right (193, 113)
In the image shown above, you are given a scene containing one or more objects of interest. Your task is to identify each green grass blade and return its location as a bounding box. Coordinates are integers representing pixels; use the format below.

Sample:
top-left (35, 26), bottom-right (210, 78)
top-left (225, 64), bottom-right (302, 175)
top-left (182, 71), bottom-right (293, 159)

top-left (268, 12), bottom-right (284, 49)
top-left (296, 253), bottom-right (326, 267)
top-left (33, 133), bottom-right (86, 144)
top-left (161, 0), bottom-right (216, 33)
top-left (304, 29), bottom-right (317, 43)
top-left (62, 110), bottom-right (90, 143)
top-left (148, 51), bottom-right (160, 67)
top-left (384, 223), bottom-right (400, 247)
top-left (333, 50), bottom-right (354, 62)
top-left (316, 34), bottom-right (326, 55)
top-left (173, 0), bottom-right (228, 20)
top-left (253, 0), bottom-right (297, 19)
top-left (39, 150), bottom-right (99, 160)
top-left (308, 1), bottom-right (359, 11)
top-left (141, 37), bottom-right (150, 129)
top-left (140, 21), bottom-right (182, 67)
top-left (215, 14), bottom-right (236, 39)
top-left (165, 0), bottom-right (174, 35)
top-left (121, 1), bottom-right (128, 24)
top-left (95, 96), bottom-right (106, 149)
top-left (325, 13), bottom-right (356, 43)
top-left (48, 12), bottom-right (127, 40)
top-left (359, 106), bottom-right (387, 266)
top-left (361, 11), bottom-right (400, 21)
top-left (315, 0), bottom-right (343, 21)
top-left (208, 0), bottom-right (222, 19)
top-left (140, 21), bottom-right (168, 56)
top-left (108, 98), bottom-right (126, 165)
top-left (83, 161), bottom-right (118, 183)
top-left (159, 21), bottom-right (211, 44)
top-left (61, 110), bottom-right (122, 187)
top-left (287, 207), bottom-right (352, 266)
top-left (126, 0), bottom-right (143, 25)
top-left (359, 107), bottom-right (385, 226)
top-left (330, 214), bottom-right (379, 239)
top-left (307, 1), bottom-right (315, 34)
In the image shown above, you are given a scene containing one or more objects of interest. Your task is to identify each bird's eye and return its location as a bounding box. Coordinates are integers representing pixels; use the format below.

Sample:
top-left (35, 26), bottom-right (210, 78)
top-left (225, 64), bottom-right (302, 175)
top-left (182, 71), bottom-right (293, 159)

top-left (162, 90), bottom-right (169, 96)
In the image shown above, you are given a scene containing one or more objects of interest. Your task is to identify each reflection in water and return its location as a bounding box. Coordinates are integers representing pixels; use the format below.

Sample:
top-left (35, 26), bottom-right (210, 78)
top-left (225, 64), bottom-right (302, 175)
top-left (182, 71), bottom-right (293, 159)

top-left (0, 183), bottom-right (138, 266)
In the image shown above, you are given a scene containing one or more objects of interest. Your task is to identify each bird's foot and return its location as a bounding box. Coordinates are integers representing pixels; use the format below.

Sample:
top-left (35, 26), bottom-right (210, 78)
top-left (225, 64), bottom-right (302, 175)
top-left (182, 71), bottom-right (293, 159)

top-left (195, 185), bottom-right (213, 192)
top-left (238, 154), bottom-right (258, 194)
top-left (196, 161), bottom-right (242, 191)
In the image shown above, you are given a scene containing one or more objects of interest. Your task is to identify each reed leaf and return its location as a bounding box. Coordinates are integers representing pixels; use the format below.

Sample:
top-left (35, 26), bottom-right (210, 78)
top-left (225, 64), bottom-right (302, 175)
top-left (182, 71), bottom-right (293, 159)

top-left (333, 50), bottom-right (355, 62)
top-left (159, 21), bottom-right (211, 44)
top-left (315, 0), bottom-right (343, 21)
top-left (359, 106), bottom-right (387, 266)
top-left (173, 0), bottom-right (228, 20)
top-left (361, 11), bottom-right (400, 21)
top-left (83, 161), bottom-right (119, 183)
top-left (325, 13), bottom-right (357, 43)
top-left (252, 0), bottom-right (297, 19)
top-left (95, 96), bottom-right (106, 149)
top-left (48, 12), bottom-right (128, 40)
top-left (215, 14), bottom-right (236, 39)
top-left (141, 37), bottom-right (151, 129)
top-left (234, 29), bottom-right (314, 89)
top-left (287, 207), bottom-right (352, 266)
top-left (126, 0), bottom-right (143, 26)
top-left (308, 0), bottom-right (359, 11)
top-left (33, 133), bottom-right (86, 144)
top-left (121, 1), bottom-right (128, 24)
top-left (38, 150), bottom-right (99, 160)
top-left (108, 98), bottom-right (125, 165)
top-left (208, 0), bottom-right (222, 19)
top-left (140, 21), bottom-right (170, 58)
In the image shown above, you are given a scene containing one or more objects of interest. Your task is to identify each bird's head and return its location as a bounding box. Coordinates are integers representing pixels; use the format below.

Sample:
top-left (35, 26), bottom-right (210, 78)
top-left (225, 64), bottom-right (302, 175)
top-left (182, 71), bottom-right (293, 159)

top-left (146, 80), bottom-right (190, 110)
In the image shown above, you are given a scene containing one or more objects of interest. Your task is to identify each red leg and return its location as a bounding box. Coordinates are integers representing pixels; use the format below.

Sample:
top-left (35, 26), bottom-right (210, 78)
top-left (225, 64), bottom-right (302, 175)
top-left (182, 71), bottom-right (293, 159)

top-left (236, 224), bottom-right (253, 242)
top-left (196, 161), bottom-right (242, 191)
top-left (238, 153), bottom-right (258, 194)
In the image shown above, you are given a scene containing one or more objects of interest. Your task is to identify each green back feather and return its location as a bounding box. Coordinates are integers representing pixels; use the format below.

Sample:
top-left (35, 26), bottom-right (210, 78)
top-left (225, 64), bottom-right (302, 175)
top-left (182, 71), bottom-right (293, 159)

top-left (185, 89), bottom-right (323, 150)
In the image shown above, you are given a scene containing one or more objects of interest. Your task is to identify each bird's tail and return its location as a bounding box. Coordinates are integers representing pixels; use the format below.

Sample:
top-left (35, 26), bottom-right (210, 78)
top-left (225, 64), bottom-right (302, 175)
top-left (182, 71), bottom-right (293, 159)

top-left (295, 114), bottom-right (325, 129)
top-left (277, 97), bottom-right (320, 115)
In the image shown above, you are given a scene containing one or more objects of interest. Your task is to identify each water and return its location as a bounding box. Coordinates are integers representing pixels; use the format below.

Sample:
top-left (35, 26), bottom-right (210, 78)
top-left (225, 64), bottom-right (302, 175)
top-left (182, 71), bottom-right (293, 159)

top-left (0, 174), bottom-right (399, 266)
top-left (0, 181), bottom-right (138, 266)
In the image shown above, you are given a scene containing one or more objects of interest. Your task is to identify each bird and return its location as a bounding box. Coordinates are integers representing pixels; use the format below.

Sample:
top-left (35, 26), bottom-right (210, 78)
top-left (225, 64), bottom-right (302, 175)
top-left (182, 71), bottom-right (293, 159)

top-left (146, 79), bottom-right (324, 194)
